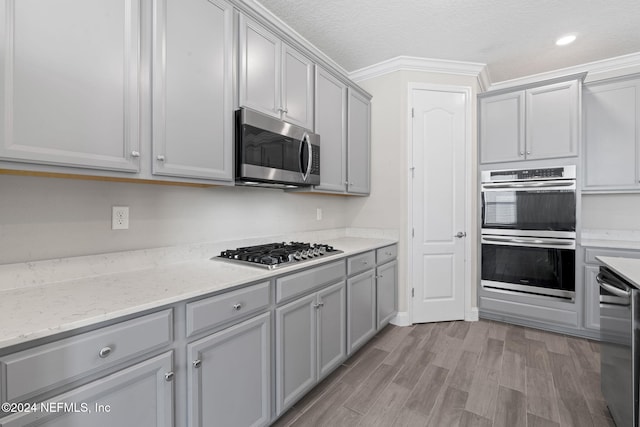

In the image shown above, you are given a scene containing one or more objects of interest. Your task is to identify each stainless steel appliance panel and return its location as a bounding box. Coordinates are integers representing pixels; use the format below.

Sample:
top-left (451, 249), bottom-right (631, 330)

top-left (598, 267), bottom-right (638, 427)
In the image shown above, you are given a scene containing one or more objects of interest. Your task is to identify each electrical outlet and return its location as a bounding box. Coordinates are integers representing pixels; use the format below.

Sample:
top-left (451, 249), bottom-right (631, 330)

top-left (112, 206), bottom-right (129, 230)
top-left (316, 208), bottom-right (322, 221)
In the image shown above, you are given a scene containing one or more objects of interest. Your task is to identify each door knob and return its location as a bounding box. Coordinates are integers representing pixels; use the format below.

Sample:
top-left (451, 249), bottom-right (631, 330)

top-left (455, 232), bottom-right (466, 238)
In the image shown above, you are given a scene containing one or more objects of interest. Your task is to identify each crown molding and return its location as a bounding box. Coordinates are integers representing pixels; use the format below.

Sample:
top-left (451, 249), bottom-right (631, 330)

top-left (348, 56), bottom-right (489, 90)
top-left (488, 52), bottom-right (640, 92)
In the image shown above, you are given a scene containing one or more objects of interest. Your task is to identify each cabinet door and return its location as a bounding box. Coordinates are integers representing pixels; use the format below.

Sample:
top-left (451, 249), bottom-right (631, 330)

top-left (584, 265), bottom-right (601, 331)
top-left (315, 67), bottom-right (348, 193)
top-left (317, 281), bottom-right (346, 379)
top-left (282, 44), bottom-right (314, 130)
top-left (526, 80), bottom-right (579, 160)
top-left (347, 89), bottom-right (371, 195)
top-left (152, 0), bottom-right (233, 181)
top-left (0, 0), bottom-right (140, 172)
top-left (187, 312), bottom-right (270, 427)
top-left (583, 78), bottom-right (640, 190)
top-left (479, 91), bottom-right (525, 163)
top-left (0, 352), bottom-right (173, 427)
top-left (275, 293), bottom-right (317, 415)
top-left (376, 260), bottom-right (397, 330)
top-left (239, 16), bottom-right (281, 119)
top-left (347, 269), bottom-right (376, 354)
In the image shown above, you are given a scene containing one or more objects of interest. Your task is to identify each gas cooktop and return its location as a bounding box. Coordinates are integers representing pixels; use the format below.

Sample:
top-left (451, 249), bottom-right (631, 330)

top-left (215, 242), bottom-right (343, 270)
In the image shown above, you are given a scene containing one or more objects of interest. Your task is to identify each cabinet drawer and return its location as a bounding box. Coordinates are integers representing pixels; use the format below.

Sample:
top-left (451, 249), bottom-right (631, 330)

top-left (276, 261), bottom-right (345, 303)
top-left (186, 281), bottom-right (270, 337)
top-left (585, 247), bottom-right (640, 264)
top-left (1, 309), bottom-right (172, 403)
top-left (347, 251), bottom-right (375, 276)
top-left (376, 245), bottom-right (397, 265)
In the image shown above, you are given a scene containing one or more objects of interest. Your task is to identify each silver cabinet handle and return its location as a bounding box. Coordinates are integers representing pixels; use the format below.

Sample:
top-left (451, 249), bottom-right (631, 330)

top-left (375, 274), bottom-right (384, 279)
top-left (98, 346), bottom-right (113, 358)
top-left (165, 372), bottom-right (174, 382)
top-left (193, 359), bottom-right (202, 368)
top-left (385, 252), bottom-right (392, 256)
top-left (526, 151), bottom-right (531, 155)
top-left (130, 151), bottom-right (140, 157)
top-left (232, 303), bottom-right (243, 311)
top-left (156, 155), bottom-right (165, 161)
top-left (596, 273), bottom-right (631, 298)
top-left (313, 302), bottom-right (324, 309)
top-left (362, 260), bottom-right (368, 265)
top-left (519, 151), bottom-right (524, 156)
top-left (455, 232), bottom-right (466, 238)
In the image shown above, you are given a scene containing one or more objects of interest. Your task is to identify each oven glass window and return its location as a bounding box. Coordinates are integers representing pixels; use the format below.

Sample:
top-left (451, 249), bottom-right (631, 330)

top-left (482, 190), bottom-right (575, 231)
top-left (240, 124), bottom-right (301, 173)
top-left (481, 244), bottom-right (575, 291)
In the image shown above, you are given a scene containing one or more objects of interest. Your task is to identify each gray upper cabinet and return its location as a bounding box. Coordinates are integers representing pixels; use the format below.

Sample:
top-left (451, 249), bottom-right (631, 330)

top-left (314, 66), bottom-right (348, 192)
top-left (479, 91), bottom-right (525, 163)
top-left (239, 16), bottom-right (314, 130)
top-left (583, 76), bottom-right (640, 191)
top-left (187, 312), bottom-right (271, 427)
top-left (347, 88), bottom-right (371, 195)
top-left (152, 0), bottom-right (233, 182)
top-left (0, 352), bottom-right (174, 427)
top-left (0, 0), bottom-right (141, 172)
top-left (479, 79), bottom-right (579, 164)
top-left (525, 80), bottom-right (579, 160)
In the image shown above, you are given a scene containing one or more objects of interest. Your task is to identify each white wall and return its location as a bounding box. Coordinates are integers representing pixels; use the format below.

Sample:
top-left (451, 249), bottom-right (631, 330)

top-left (0, 175), bottom-right (350, 264)
top-left (582, 194), bottom-right (640, 230)
top-left (348, 70), bottom-right (480, 315)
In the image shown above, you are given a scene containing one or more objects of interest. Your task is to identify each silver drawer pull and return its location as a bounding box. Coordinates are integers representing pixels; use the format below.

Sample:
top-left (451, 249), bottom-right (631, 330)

top-left (362, 260), bottom-right (368, 265)
top-left (232, 303), bottom-right (243, 311)
top-left (130, 151), bottom-right (140, 158)
top-left (385, 252), bottom-right (392, 256)
top-left (165, 372), bottom-right (174, 382)
top-left (98, 346), bottom-right (113, 358)
top-left (193, 359), bottom-right (202, 368)
top-left (156, 155), bottom-right (165, 161)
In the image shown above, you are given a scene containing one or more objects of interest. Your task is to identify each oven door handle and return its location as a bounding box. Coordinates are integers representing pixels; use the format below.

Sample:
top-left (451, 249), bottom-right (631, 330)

top-left (482, 236), bottom-right (574, 246)
top-left (596, 273), bottom-right (632, 298)
top-left (482, 181), bottom-right (575, 189)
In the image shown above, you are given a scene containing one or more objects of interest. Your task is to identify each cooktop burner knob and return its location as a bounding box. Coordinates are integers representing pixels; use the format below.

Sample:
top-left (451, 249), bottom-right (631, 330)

top-left (294, 251), bottom-right (302, 261)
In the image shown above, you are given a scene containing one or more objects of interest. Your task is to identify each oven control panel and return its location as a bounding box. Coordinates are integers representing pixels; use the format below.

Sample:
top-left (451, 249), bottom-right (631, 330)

top-left (482, 165), bottom-right (576, 183)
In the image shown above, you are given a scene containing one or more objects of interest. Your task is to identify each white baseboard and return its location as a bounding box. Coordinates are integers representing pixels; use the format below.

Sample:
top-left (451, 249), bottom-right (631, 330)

top-left (465, 307), bottom-right (479, 321)
top-left (390, 312), bottom-right (411, 326)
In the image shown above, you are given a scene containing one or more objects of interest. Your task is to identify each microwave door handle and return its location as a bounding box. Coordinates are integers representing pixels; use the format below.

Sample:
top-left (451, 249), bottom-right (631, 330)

top-left (482, 236), bottom-right (574, 248)
top-left (299, 133), bottom-right (311, 181)
top-left (596, 273), bottom-right (632, 298)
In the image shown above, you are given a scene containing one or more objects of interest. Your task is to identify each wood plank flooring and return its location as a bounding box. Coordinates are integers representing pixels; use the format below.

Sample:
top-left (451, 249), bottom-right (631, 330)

top-left (272, 320), bottom-right (615, 427)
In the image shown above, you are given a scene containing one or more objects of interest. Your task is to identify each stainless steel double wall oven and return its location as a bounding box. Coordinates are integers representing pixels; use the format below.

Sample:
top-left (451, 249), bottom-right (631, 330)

top-left (481, 166), bottom-right (577, 300)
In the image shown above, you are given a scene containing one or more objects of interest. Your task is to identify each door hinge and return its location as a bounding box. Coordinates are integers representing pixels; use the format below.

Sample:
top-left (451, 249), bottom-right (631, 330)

top-left (410, 166), bottom-right (415, 178)
top-left (412, 228), bottom-right (415, 238)
top-left (411, 108), bottom-right (414, 118)
top-left (412, 288), bottom-right (415, 298)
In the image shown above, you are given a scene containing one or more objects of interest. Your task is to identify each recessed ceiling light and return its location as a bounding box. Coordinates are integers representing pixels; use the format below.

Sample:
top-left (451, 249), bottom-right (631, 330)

top-left (556, 34), bottom-right (577, 46)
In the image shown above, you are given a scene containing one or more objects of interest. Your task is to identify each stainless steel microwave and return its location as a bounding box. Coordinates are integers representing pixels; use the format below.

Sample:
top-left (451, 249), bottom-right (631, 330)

top-left (235, 108), bottom-right (320, 188)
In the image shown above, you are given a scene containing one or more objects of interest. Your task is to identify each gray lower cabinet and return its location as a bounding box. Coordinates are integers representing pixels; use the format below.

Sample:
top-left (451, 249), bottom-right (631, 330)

top-left (0, 352), bottom-right (174, 427)
top-left (187, 312), bottom-right (271, 427)
top-left (583, 76), bottom-right (640, 191)
top-left (275, 281), bottom-right (346, 415)
top-left (583, 265), bottom-right (601, 331)
top-left (151, 0), bottom-right (234, 182)
top-left (376, 260), bottom-right (397, 330)
top-left (347, 269), bottom-right (376, 354)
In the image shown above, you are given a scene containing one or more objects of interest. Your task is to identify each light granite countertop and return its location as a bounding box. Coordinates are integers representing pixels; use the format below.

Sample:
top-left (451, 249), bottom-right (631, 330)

top-left (597, 256), bottom-right (640, 289)
top-left (0, 230), bottom-right (397, 351)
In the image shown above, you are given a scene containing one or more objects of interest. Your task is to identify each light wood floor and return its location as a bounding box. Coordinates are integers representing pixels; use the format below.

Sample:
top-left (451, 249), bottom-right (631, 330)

top-left (272, 319), bottom-right (615, 427)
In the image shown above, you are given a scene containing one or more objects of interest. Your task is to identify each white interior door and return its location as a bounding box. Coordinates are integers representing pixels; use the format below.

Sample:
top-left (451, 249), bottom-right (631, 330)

top-left (411, 86), bottom-right (467, 323)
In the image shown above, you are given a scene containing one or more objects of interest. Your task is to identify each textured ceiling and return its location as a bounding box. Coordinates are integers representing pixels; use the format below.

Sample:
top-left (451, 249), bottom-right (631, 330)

top-left (256, 0), bottom-right (640, 83)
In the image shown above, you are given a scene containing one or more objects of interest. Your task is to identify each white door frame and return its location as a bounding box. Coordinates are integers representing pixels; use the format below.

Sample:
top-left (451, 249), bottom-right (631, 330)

top-left (406, 82), bottom-right (474, 323)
